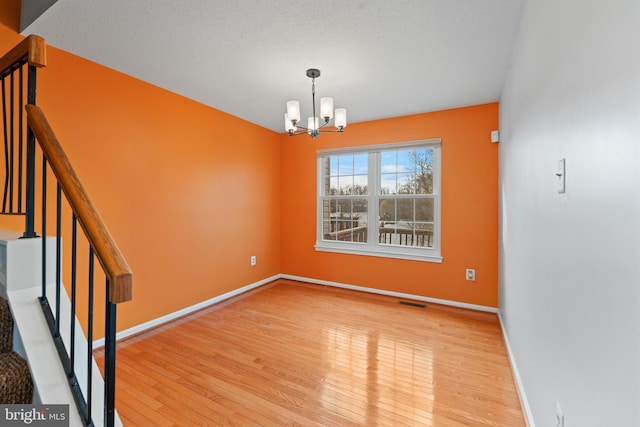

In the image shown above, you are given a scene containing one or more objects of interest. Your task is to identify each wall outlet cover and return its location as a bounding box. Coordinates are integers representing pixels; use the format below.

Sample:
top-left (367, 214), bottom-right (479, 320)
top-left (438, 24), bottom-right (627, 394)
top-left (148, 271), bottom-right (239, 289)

top-left (466, 269), bottom-right (476, 281)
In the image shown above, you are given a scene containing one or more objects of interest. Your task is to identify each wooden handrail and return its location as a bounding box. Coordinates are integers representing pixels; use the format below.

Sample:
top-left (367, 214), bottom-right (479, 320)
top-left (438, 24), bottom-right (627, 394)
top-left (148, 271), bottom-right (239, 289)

top-left (0, 35), bottom-right (46, 74)
top-left (25, 105), bottom-right (132, 304)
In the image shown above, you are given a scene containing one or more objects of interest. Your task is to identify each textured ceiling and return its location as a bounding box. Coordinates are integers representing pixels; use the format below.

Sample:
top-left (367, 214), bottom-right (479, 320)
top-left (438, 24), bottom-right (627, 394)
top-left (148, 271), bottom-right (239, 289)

top-left (22, 0), bottom-right (525, 132)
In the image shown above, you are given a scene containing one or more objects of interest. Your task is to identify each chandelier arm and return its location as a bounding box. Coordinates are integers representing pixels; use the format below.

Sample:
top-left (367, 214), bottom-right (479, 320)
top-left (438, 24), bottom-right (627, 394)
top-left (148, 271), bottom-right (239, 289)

top-left (287, 127), bottom-right (344, 137)
top-left (288, 130), bottom-right (311, 137)
top-left (291, 115), bottom-right (330, 132)
top-left (288, 119), bottom-right (333, 133)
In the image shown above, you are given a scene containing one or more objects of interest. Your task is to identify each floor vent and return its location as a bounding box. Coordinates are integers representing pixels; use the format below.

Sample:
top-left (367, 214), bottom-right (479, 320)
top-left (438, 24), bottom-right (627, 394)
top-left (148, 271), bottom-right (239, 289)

top-left (399, 301), bottom-right (426, 309)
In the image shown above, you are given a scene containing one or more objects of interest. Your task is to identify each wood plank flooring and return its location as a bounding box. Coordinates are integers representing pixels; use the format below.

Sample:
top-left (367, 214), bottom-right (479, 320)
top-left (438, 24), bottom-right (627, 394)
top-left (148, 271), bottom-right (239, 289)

top-left (95, 279), bottom-right (525, 426)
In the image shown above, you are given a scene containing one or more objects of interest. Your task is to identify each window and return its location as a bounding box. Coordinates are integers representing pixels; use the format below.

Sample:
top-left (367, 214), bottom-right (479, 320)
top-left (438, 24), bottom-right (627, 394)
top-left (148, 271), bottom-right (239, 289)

top-left (316, 139), bottom-right (441, 262)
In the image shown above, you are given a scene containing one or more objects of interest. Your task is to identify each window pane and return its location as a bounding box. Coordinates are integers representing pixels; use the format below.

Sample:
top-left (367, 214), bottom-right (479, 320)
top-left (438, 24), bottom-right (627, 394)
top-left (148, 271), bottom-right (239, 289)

top-left (329, 176), bottom-right (338, 195)
top-left (379, 198), bottom-right (395, 245)
top-left (412, 148), bottom-right (434, 194)
top-left (381, 173), bottom-right (397, 195)
top-left (378, 197), bottom-right (434, 248)
top-left (324, 154), bottom-right (369, 196)
top-left (351, 198), bottom-right (368, 243)
top-left (397, 150), bottom-right (411, 172)
top-left (337, 175), bottom-right (352, 195)
top-left (415, 198), bottom-right (434, 222)
top-left (415, 172), bottom-right (434, 194)
top-left (379, 198), bottom-right (396, 223)
top-left (352, 153), bottom-right (368, 195)
top-left (322, 199), bottom-right (336, 240)
top-left (381, 151), bottom-right (395, 172)
top-left (380, 148), bottom-right (435, 195)
top-left (397, 173), bottom-right (413, 194)
top-left (397, 198), bottom-right (413, 222)
top-left (353, 197), bottom-right (368, 214)
top-left (338, 155), bottom-right (353, 175)
top-left (414, 222), bottom-right (434, 248)
top-left (353, 174), bottom-right (367, 194)
top-left (323, 198), bottom-right (368, 243)
top-left (329, 156), bottom-right (338, 176)
top-left (353, 154), bottom-right (368, 174)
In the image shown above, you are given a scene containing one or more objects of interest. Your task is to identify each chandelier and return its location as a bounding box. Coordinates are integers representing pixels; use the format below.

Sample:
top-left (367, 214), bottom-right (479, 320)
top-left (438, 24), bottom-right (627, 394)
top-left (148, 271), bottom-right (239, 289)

top-left (284, 68), bottom-right (347, 138)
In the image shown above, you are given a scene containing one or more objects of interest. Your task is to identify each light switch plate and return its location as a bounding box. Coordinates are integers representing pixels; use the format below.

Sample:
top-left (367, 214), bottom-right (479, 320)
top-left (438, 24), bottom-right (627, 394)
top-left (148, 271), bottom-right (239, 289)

top-left (556, 401), bottom-right (564, 427)
top-left (491, 130), bottom-right (500, 143)
top-left (557, 158), bottom-right (566, 194)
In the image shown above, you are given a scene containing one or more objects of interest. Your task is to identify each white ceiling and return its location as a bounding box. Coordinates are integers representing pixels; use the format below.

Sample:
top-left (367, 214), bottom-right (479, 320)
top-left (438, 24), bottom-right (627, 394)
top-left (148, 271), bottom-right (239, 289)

top-left (22, 0), bottom-right (525, 132)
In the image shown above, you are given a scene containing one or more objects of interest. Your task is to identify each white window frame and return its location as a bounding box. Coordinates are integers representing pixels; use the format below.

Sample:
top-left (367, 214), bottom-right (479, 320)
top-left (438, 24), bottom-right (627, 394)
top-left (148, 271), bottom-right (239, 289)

top-left (315, 139), bottom-right (442, 263)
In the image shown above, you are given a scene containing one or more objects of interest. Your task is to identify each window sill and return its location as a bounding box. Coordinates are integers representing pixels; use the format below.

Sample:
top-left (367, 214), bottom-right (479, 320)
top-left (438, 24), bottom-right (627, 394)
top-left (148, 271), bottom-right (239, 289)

top-left (314, 243), bottom-right (443, 263)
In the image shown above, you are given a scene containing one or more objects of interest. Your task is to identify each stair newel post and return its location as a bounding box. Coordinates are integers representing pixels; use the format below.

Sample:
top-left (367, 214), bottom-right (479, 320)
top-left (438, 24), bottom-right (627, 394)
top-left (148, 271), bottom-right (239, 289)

top-left (23, 64), bottom-right (37, 238)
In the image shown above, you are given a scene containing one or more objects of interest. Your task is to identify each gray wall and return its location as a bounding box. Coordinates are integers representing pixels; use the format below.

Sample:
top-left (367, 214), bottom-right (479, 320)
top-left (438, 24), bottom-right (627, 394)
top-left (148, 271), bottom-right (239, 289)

top-left (20, 0), bottom-right (58, 32)
top-left (499, 0), bottom-right (640, 425)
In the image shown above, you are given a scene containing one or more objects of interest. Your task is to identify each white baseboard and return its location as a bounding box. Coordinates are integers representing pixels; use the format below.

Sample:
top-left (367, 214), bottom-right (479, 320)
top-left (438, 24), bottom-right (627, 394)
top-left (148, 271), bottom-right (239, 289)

top-left (99, 273), bottom-right (498, 348)
top-left (498, 311), bottom-right (535, 427)
top-left (281, 274), bottom-right (498, 313)
top-left (93, 274), bottom-right (280, 347)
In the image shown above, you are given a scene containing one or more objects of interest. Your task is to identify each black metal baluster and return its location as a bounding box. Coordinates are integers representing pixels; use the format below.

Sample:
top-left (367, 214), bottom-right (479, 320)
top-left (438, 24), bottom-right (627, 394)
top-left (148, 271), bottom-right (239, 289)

top-left (9, 70), bottom-right (14, 212)
top-left (55, 184), bottom-right (61, 335)
top-left (70, 214), bottom-right (77, 376)
top-left (41, 156), bottom-right (47, 298)
top-left (23, 65), bottom-right (37, 237)
top-left (17, 64), bottom-right (23, 211)
top-left (1, 76), bottom-right (8, 212)
top-left (87, 249), bottom-right (94, 425)
top-left (104, 281), bottom-right (116, 427)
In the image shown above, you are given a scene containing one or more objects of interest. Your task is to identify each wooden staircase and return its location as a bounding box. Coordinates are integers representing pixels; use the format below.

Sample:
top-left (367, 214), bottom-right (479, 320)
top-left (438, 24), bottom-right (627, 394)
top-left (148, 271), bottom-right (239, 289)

top-left (1, 35), bottom-right (132, 425)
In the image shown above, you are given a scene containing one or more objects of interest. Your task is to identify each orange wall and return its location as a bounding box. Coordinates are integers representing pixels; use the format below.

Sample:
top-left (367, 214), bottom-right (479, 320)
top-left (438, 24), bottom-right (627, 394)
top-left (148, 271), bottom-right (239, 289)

top-left (1, 3), bottom-right (282, 334)
top-left (2, 1), bottom-right (498, 335)
top-left (280, 103), bottom-right (499, 307)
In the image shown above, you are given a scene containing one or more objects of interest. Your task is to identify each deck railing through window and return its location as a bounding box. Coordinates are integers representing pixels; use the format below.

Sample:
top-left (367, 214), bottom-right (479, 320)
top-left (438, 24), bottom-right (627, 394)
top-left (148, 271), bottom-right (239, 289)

top-left (325, 226), bottom-right (434, 247)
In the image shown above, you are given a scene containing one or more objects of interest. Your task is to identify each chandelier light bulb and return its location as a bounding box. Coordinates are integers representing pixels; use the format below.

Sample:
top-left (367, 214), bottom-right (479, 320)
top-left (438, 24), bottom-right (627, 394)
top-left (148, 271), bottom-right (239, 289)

top-left (320, 97), bottom-right (334, 120)
top-left (308, 117), bottom-right (319, 132)
top-left (334, 108), bottom-right (347, 129)
top-left (284, 113), bottom-right (296, 132)
top-left (286, 101), bottom-right (300, 123)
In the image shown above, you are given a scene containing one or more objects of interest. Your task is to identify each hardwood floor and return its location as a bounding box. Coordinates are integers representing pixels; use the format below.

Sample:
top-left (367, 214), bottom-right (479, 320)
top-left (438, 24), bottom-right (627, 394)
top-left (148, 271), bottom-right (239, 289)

top-left (95, 279), bottom-right (525, 426)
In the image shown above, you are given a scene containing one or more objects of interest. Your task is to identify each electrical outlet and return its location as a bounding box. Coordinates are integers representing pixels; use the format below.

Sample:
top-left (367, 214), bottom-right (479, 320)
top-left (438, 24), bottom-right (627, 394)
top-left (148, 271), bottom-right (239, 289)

top-left (556, 401), bottom-right (564, 427)
top-left (250, 255), bottom-right (256, 266)
top-left (466, 269), bottom-right (475, 281)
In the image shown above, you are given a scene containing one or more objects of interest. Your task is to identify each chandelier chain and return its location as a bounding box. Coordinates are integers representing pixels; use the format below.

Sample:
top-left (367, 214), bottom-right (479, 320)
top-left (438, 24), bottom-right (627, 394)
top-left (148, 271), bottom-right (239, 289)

top-left (311, 77), bottom-right (317, 128)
